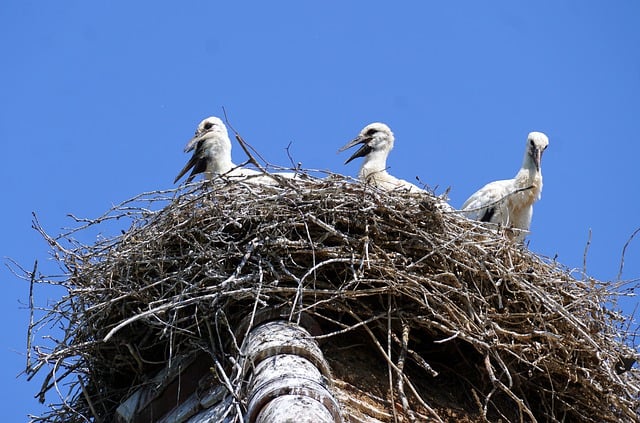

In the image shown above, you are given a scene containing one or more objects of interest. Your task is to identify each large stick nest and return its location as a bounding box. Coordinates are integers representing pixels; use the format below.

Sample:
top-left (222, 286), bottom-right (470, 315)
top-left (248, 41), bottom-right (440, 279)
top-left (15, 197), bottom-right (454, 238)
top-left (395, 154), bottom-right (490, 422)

top-left (26, 172), bottom-right (639, 422)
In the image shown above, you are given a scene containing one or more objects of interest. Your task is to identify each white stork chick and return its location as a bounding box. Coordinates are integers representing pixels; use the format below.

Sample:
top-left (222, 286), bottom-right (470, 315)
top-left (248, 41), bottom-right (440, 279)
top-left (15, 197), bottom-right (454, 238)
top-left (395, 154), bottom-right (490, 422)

top-left (462, 131), bottom-right (549, 241)
top-left (174, 116), bottom-right (265, 184)
top-left (339, 122), bottom-right (422, 192)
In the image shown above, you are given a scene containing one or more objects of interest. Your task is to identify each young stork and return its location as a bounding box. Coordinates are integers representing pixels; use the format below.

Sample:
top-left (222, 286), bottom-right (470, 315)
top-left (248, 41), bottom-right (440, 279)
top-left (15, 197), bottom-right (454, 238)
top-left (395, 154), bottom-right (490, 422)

top-left (339, 122), bottom-right (422, 192)
top-left (461, 131), bottom-right (549, 241)
top-left (174, 116), bottom-right (265, 184)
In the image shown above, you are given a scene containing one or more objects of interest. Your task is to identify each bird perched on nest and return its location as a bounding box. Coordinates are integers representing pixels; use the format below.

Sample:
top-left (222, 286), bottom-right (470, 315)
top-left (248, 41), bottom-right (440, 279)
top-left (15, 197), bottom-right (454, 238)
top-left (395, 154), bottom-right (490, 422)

top-left (174, 116), bottom-right (266, 184)
top-left (339, 122), bottom-right (423, 192)
top-left (461, 131), bottom-right (549, 241)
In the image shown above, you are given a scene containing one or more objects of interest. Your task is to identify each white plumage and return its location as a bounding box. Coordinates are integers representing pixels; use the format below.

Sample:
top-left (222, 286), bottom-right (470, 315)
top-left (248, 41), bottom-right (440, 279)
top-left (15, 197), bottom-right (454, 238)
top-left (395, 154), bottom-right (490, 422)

top-left (462, 131), bottom-right (549, 241)
top-left (174, 116), bottom-right (265, 184)
top-left (339, 122), bottom-right (422, 192)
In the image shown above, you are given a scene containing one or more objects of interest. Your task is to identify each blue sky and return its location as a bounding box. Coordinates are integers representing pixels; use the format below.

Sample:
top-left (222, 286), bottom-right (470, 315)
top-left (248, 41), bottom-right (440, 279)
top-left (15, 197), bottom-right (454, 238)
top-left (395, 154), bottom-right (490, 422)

top-left (2, 1), bottom-right (639, 420)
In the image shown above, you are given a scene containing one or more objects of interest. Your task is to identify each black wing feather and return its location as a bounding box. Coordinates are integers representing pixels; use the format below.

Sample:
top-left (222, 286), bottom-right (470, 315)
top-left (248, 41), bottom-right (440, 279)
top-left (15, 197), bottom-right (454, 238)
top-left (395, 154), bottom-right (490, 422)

top-left (480, 207), bottom-right (495, 223)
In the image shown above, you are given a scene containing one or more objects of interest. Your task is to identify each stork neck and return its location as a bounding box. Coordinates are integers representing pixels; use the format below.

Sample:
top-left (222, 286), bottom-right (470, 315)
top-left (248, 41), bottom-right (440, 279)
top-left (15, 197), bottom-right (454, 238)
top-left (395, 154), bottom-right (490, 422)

top-left (513, 165), bottom-right (542, 200)
top-left (516, 163), bottom-right (539, 180)
top-left (210, 156), bottom-right (235, 175)
top-left (202, 134), bottom-right (235, 175)
top-left (362, 149), bottom-right (388, 171)
top-left (359, 150), bottom-right (389, 180)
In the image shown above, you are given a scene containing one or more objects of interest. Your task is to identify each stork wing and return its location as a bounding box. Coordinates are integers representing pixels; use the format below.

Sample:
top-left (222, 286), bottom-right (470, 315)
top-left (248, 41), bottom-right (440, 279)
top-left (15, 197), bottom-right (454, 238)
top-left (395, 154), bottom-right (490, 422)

top-left (461, 179), bottom-right (512, 223)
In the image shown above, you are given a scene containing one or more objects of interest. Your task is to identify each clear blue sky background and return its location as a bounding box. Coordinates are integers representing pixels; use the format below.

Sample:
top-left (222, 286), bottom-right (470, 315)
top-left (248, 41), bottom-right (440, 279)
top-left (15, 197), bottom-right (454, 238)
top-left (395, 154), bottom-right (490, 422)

top-left (2, 2), bottom-right (639, 421)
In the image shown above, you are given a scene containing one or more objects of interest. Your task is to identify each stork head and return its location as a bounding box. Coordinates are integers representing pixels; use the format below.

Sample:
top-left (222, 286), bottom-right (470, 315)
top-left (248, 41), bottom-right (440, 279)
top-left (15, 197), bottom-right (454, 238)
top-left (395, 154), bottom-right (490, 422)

top-left (183, 116), bottom-right (231, 153)
top-left (524, 131), bottom-right (549, 172)
top-left (339, 122), bottom-right (395, 164)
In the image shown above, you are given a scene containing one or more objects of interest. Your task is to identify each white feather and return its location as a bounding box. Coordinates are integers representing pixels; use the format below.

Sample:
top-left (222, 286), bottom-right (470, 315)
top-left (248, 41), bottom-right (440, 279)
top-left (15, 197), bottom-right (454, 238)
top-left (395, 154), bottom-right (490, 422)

top-left (462, 131), bottom-right (549, 241)
top-left (339, 122), bottom-right (422, 192)
top-left (174, 116), bottom-right (272, 185)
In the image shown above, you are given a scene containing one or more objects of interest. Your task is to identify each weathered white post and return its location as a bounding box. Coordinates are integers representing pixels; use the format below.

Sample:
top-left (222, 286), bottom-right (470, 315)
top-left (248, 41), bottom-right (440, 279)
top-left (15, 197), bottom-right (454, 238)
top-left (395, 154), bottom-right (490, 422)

top-left (241, 320), bottom-right (342, 423)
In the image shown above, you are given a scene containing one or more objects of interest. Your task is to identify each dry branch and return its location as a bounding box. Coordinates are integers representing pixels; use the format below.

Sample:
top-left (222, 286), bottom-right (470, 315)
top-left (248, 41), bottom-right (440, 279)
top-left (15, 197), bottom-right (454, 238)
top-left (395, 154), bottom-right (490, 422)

top-left (21, 171), bottom-right (640, 422)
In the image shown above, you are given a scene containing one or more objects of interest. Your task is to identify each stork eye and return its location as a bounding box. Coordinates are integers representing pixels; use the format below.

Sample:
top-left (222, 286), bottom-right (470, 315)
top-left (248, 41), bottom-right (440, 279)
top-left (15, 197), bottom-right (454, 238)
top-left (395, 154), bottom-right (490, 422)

top-left (529, 139), bottom-right (535, 147)
top-left (365, 128), bottom-right (378, 136)
top-left (203, 121), bottom-right (214, 130)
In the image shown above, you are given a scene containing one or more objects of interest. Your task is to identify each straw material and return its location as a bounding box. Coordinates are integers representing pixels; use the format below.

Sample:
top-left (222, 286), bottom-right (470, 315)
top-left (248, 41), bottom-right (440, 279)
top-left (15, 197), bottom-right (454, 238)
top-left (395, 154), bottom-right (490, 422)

top-left (25, 171), bottom-right (638, 422)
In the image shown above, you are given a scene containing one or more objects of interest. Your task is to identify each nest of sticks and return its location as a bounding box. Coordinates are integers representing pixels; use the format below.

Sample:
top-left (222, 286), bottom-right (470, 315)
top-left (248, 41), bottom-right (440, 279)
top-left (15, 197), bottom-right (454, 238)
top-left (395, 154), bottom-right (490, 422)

top-left (25, 168), bottom-right (639, 422)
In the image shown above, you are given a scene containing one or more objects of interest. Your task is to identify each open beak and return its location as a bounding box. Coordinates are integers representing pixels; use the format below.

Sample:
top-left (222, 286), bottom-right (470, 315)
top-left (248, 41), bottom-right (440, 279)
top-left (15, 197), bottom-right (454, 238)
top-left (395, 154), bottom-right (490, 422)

top-left (339, 136), bottom-right (373, 164)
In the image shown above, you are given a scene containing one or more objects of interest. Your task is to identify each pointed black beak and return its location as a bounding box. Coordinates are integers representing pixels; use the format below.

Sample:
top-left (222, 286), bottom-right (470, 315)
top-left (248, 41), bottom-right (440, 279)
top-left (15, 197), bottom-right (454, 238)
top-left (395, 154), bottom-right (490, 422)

top-left (344, 143), bottom-right (373, 164)
top-left (339, 136), bottom-right (373, 164)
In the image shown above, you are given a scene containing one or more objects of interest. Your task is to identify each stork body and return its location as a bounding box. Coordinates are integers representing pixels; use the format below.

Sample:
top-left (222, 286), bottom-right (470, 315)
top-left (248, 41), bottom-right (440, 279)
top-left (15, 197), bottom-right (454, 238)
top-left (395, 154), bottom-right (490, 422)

top-left (462, 131), bottom-right (549, 241)
top-left (339, 122), bottom-right (422, 192)
top-left (174, 116), bottom-right (264, 184)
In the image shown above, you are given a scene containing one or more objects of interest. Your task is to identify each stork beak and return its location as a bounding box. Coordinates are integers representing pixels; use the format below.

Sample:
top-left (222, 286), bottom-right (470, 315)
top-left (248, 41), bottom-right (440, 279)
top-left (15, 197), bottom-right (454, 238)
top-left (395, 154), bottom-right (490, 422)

top-left (183, 130), bottom-right (213, 153)
top-left (532, 146), bottom-right (543, 171)
top-left (339, 136), bottom-right (373, 164)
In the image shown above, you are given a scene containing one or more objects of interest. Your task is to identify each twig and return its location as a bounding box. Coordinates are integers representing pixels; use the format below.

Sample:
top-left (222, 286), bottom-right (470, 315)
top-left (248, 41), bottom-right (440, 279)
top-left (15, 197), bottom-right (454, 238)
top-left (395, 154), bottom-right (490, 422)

top-left (583, 229), bottom-right (592, 281)
top-left (26, 260), bottom-right (37, 372)
top-left (617, 227), bottom-right (640, 281)
top-left (221, 107), bottom-right (269, 171)
top-left (396, 320), bottom-right (416, 422)
top-left (78, 376), bottom-right (102, 423)
top-left (386, 294), bottom-right (398, 423)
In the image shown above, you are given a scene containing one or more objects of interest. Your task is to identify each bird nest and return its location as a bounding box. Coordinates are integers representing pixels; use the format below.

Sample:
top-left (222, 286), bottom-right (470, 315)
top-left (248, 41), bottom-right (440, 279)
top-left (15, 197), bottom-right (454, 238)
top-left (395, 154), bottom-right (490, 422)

top-left (25, 172), bottom-right (639, 422)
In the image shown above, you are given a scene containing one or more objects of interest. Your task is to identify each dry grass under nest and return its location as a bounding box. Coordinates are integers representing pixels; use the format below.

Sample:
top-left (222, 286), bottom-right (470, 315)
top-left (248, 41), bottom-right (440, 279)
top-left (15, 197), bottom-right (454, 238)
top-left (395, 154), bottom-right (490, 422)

top-left (24, 170), bottom-right (639, 422)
